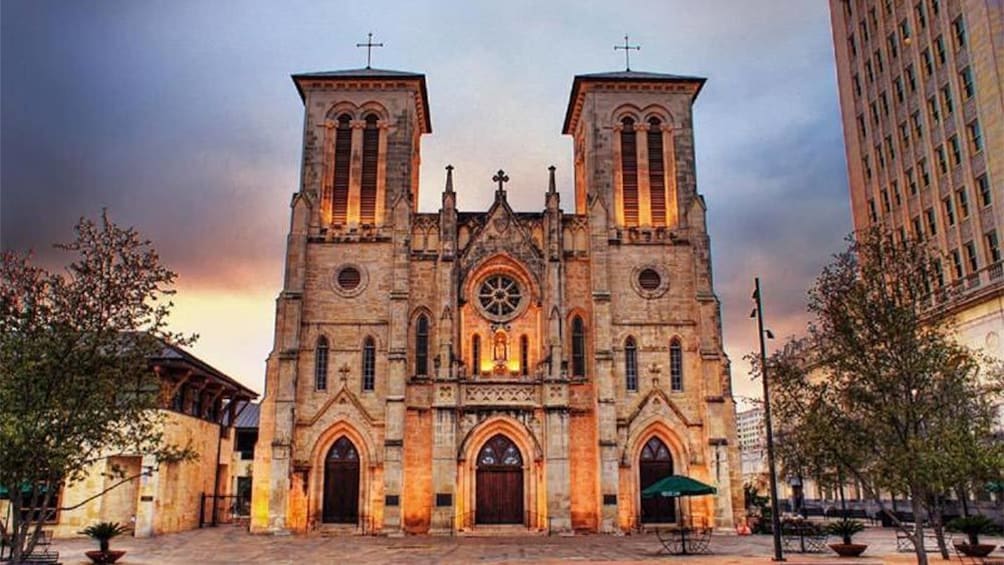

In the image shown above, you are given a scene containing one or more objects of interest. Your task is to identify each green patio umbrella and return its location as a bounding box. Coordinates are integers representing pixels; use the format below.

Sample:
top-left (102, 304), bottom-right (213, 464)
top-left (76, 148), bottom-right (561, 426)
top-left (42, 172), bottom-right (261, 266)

top-left (642, 475), bottom-right (717, 553)
top-left (641, 475), bottom-right (717, 499)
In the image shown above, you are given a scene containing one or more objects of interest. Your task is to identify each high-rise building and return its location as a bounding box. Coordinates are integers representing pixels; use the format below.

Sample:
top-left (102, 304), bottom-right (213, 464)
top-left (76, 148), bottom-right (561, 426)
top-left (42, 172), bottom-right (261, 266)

top-left (735, 406), bottom-right (766, 483)
top-left (828, 0), bottom-right (1004, 360)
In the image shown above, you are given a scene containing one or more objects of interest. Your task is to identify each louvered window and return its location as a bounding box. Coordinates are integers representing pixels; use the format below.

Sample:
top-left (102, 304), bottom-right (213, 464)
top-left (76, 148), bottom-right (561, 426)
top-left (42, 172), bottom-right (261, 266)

top-left (647, 118), bottom-right (666, 225)
top-left (360, 114), bottom-right (380, 224)
top-left (332, 114), bottom-right (352, 224)
top-left (620, 118), bottom-right (639, 225)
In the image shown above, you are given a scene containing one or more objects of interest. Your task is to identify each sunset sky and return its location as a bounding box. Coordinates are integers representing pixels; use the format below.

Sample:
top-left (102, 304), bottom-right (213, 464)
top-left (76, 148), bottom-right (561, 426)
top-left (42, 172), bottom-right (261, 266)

top-left (1, 1), bottom-right (852, 405)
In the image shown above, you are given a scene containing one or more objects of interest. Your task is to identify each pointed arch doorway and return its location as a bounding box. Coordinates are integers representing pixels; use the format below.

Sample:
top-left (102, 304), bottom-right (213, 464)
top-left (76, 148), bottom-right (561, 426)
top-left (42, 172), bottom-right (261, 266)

top-left (639, 437), bottom-right (676, 523)
top-left (475, 434), bottom-right (524, 524)
top-left (323, 436), bottom-right (360, 523)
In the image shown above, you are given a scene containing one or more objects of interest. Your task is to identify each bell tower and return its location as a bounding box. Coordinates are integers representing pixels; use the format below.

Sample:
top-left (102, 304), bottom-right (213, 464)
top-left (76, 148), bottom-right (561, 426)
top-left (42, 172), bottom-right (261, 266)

top-left (292, 68), bottom-right (431, 231)
top-left (251, 65), bottom-right (431, 535)
top-left (562, 71), bottom-right (703, 229)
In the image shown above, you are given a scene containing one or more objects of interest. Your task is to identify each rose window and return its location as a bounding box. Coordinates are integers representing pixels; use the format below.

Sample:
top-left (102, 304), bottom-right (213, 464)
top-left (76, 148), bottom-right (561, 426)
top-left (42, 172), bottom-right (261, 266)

top-left (478, 275), bottom-right (522, 319)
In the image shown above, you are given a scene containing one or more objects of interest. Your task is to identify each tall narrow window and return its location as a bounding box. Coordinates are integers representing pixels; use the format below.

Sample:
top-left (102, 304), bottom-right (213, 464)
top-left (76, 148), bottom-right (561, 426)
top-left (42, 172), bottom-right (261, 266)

top-left (315, 337), bottom-right (329, 391)
top-left (360, 114), bottom-right (380, 224)
top-left (332, 114), bottom-right (352, 224)
top-left (620, 117), bottom-right (639, 225)
top-left (520, 335), bottom-right (529, 376)
top-left (415, 314), bottom-right (429, 376)
top-left (571, 316), bottom-right (586, 378)
top-left (669, 339), bottom-right (683, 392)
top-left (625, 337), bottom-right (638, 391)
top-left (472, 334), bottom-right (481, 376)
top-left (647, 118), bottom-right (667, 225)
top-left (362, 337), bottom-right (375, 391)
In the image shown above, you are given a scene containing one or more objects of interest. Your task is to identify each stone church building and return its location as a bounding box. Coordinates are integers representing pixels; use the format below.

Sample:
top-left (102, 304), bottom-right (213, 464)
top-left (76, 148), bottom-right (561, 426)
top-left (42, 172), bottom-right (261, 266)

top-left (251, 63), bottom-right (744, 534)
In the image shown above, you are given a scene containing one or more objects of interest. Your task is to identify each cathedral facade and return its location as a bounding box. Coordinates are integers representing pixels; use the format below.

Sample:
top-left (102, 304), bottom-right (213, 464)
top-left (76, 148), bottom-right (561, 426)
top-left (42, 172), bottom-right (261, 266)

top-left (251, 65), bottom-right (743, 534)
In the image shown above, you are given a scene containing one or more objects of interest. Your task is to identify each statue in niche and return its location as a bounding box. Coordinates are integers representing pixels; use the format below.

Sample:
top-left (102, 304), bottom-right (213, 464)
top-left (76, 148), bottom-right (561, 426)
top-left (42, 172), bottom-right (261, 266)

top-left (492, 330), bottom-right (509, 375)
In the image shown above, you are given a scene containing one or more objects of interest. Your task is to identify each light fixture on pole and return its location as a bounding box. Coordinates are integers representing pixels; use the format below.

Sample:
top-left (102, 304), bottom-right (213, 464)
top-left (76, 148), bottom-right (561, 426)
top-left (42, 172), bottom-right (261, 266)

top-left (752, 277), bottom-right (784, 562)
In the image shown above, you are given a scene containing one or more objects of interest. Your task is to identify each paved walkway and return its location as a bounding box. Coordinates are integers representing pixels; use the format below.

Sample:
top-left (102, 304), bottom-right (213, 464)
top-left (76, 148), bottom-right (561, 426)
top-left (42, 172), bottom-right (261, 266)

top-left (46, 526), bottom-right (1004, 564)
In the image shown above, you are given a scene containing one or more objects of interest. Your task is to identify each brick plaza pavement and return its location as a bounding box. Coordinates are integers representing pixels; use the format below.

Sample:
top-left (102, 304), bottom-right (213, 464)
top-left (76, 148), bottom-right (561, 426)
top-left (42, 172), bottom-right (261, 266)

top-left (45, 525), bottom-right (1004, 564)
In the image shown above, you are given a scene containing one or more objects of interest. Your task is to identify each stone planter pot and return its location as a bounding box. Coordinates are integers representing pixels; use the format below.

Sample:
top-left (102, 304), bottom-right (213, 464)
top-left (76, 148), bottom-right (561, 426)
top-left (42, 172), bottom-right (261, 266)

top-left (954, 543), bottom-right (996, 558)
top-left (85, 549), bottom-right (127, 564)
top-left (829, 543), bottom-right (868, 557)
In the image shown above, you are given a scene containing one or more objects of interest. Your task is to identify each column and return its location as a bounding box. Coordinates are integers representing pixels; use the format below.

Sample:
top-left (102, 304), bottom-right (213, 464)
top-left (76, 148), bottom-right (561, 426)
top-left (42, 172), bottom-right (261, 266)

top-left (375, 121), bottom-right (390, 225)
top-left (611, 123), bottom-right (625, 225)
top-left (662, 125), bottom-right (679, 227)
top-left (320, 120), bottom-right (336, 225)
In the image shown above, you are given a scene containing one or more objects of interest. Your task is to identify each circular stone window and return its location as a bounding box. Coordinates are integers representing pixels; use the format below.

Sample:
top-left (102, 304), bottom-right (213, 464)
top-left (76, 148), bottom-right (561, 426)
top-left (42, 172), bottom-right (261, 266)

top-left (638, 268), bottom-right (662, 291)
top-left (476, 274), bottom-right (525, 321)
top-left (631, 265), bottom-right (669, 299)
top-left (331, 264), bottom-right (368, 297)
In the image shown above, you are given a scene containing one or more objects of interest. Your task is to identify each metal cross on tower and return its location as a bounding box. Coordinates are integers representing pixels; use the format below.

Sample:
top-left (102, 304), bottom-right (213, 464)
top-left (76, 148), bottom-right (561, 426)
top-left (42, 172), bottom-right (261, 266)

top-left (356, 32), bottom-right (384, 69)
top-left (492, 169), bottom-right (510, 192)
top-left (614, 34), bottom-right (640, 71)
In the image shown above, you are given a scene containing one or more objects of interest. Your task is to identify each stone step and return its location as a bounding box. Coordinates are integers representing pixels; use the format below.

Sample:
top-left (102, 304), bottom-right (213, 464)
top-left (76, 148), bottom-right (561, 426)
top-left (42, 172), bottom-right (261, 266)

top-left (455, 525), bottom-right (548, 537)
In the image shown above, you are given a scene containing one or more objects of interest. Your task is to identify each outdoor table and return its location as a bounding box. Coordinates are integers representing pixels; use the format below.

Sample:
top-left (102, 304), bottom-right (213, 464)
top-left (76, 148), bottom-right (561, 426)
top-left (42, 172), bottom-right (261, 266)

top-left (655, 526), bottom-right (711, 555)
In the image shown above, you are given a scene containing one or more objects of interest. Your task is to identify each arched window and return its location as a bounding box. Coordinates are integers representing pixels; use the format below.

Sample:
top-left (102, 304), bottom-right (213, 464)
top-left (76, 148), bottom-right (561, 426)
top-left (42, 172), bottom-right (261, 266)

top-left (360, 114), bottom-right (380, 224)
top-left (670, 338), bottom-right (683, 391)
top-left (625, 336), bottom-right (638, 391)
top-left (571, 315), bottom-right (586, 378)
top-left (362, 337), bottom-right (375, 391)
top-left (647, 117), bottom-right (666, 225)
top-left (620, 117), bottom-right (639, 226)
top-left (315, 336), bottom-right (329, 391)
top-left (472, 334), bottom-right (481, 376)
top-left (415, 314), bottom-right (429, 376)
top-left (332, 114), bottom-right (352, 224)
top-left (520, 335), bottom-right (529, 376)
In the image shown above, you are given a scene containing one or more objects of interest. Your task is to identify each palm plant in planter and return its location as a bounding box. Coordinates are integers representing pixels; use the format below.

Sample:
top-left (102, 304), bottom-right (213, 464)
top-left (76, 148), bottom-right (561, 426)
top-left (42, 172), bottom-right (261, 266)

top-left (826, 518), bottom-right (868, 557)
top-left (948, 515), bottom-right (997, 558)
top-left (79, 521), bottom-right (131, 564)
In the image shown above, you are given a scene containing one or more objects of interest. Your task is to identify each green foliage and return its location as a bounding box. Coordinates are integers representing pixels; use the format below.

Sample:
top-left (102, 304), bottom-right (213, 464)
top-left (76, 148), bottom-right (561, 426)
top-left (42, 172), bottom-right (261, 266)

top-left (79, 521), bottom-right (130, 553)
top-left (827, 518), bottom-right (866, 544)
top-left (79, 521), bottom-right (131, 542)
top-left (766, 228), bottom-right (1004, 565)
top-left (0, 211), bottom-right (195, 562)
top-left (947, 515), bottom-right (995, 546)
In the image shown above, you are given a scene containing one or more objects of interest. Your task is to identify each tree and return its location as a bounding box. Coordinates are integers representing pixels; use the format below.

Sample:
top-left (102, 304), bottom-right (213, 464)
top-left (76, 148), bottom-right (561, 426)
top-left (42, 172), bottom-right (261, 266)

top-left (767, 228), bottom-right (1004, 565)
top-left (0, 212), bottom-right (194, 563)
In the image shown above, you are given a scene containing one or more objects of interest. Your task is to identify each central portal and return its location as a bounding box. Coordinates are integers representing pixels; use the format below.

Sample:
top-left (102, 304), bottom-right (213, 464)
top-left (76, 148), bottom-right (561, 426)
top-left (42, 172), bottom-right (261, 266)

top-left (475, 434), bottom-right (524, 524)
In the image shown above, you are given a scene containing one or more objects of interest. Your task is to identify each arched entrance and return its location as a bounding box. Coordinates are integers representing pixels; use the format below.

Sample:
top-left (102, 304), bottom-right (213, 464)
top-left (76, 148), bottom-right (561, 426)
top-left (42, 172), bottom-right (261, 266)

top-left (475, 434), bottom-right (524, 524)
top-left (323, 436), bottom-right (360, 523)
top-left (639, 436), bottom-right (676, 523)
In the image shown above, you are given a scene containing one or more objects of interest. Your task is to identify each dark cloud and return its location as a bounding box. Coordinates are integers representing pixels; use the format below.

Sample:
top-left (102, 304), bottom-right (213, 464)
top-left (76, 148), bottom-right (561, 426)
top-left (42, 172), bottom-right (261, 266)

top-left (2, 0), bottom-right (851, 394)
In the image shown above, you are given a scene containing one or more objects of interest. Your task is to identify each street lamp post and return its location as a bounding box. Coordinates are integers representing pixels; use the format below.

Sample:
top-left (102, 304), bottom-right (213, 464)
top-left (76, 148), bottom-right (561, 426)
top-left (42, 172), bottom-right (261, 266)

top-left (753, 277), bottom-right (785, 561)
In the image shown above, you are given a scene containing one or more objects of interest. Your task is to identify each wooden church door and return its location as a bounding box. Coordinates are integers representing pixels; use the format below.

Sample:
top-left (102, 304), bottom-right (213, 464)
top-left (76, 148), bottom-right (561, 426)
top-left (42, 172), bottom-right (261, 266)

top-left (475, 434), bottom-right (524, 524)
top-left (639, 437), bottom-right (676, 523)
top-left (323, 437), bottom-right (360, 524)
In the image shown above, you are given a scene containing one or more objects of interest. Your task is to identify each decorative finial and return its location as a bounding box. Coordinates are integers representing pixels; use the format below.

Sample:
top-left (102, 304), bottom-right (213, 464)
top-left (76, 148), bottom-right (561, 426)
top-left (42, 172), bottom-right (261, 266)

top-left (445, 164), bottom-right (454, 193)
top-left (492, 169), bottom-right (510, 193)
top-left (547, 165), bottom-right (557, 194)
top-left (614, 34), bottom-right (640, 72)
top-left (356, 32), bottom-right (384, 69)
